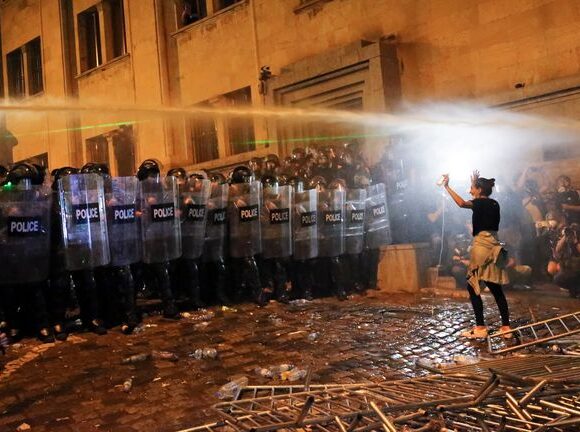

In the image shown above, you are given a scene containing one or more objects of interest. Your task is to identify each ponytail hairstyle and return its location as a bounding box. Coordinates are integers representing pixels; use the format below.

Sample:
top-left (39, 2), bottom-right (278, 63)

top-left (475, 177), bottom-right (495, 197)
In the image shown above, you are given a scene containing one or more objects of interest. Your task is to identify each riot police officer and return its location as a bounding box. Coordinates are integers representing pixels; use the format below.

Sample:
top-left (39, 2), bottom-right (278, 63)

top-left (289, 176), bottom-right (317, 300)
top-left (169, 168), bottom-right (210, 309)
top-left (312, 175), bottom-right (348, 300)
top-left (48, 167), bottom-right (79, 341)
top-left (58, 168), bottom-right (109, 335)
top-left (137, 160), bottom-right (181, 319)
top-left (344, 170), bottom-right (368, 293)
top-left (228, 166), bottom-right (266, 305)
top-left (83, 163), bottom-right (141, 334)
top-left (260, 175), bottom-right (293, 303)
top-left (363, 177), bottom-right (392, 290)
top-left (1, 163), bottom-right (55, 342)
top-left (201, 172), bottom-right (231, 305)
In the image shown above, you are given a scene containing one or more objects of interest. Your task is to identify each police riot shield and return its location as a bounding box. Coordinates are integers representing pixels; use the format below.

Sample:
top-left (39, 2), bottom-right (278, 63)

top-left (181, 178), bottom-right (211, 260)
top-left (365, 183), bottom-right (392, 249)
top-left (202, 183), bottom-right (228, 262)
top-left (59, 174), bottom-right (110, 271)
top-left (0, 185), bottom-right (52, 284)
top-left (106, 176), bottom-right (141, 267)
top-left (261, 184), bottom-right (292, 259)
top-left (318, 188), bottom-right (346, 258)
top-left (293, 189), bottom-right (318, 260)
top-left (345, 188), bottom-right (367, 255)
top-left (139, 176), bottom-right (181, 264)
top-left (228, 181), bottom-right (262, 258)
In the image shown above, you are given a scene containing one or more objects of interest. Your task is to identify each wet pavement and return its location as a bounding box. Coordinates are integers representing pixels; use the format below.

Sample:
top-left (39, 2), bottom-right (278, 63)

top-left (1, 286), bottom-right (579, 432)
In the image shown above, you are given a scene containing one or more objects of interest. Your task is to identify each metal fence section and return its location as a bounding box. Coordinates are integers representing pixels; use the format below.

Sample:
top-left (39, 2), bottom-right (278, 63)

top-left (488, 311), bottom-right (580, 354)
top-left (438, 355), bottom-right (580, 384)
top-left (212, 374), bottom-right (504, 431)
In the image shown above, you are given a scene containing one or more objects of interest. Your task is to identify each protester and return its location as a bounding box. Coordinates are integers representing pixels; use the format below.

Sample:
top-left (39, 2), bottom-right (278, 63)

top-left (442, 171), bottom-right (511, 339)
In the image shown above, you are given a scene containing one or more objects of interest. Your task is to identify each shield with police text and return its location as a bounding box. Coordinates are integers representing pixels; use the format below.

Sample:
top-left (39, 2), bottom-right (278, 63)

top-left (106, 176), bottom-right (141, 267)
top-left (293, 189), bottom-right (318, 260)
top-left (59, 174), bottom-right (110, 271)
top-left (228, 181), bottom-right (262, 258)
top-left (318, 188), bottom-right (345, 258)
top-left (181, 178), bottom-right (211, 260)
top-left (202, 183), bottom-right (229, 262)
top-left (261, 184), bottom-right (292, 259)
top-left (0, 185), bottom-right (52, 284)
top-left (345, 188), bottom-right (367, 255)
top-left (139, 176), bottom-right (181, 264)
top-left (365, 183), bottom-right (392, 249)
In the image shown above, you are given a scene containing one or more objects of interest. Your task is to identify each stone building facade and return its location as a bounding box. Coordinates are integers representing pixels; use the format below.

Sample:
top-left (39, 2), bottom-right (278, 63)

top-left (1, 0), bottom-right (580, 176)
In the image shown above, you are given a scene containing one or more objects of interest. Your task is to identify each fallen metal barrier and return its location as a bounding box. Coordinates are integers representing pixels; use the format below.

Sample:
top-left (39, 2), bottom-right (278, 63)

top-left (438, 355), bottom-right (580, 384)
top-left (488, 311), bottom-right (580, 354)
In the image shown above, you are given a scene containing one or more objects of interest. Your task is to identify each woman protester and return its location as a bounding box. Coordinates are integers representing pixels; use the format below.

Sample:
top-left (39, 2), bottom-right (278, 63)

top-left (442, 171), bottom-right (512, 339)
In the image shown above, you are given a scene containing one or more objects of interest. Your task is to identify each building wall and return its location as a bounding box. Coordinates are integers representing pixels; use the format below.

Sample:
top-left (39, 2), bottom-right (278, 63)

top-left (2, 0), bottom-right (580, 173)
top-left (1, 0), bottom-right (72, 168)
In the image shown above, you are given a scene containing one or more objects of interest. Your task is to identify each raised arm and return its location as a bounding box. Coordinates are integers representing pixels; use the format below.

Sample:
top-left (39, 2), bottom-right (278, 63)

top-left (441, 175), bottom-right (473, 209)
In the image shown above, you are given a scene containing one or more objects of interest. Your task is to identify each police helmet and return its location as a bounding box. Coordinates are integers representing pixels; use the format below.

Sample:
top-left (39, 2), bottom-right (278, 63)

top-left (52, 166), bottom-right (79, 191)
top-left (352, 169), bottom-right (372, 189)
top-left (209, 172), bottom-right (227, 185)
top-left (189, 170), bottom-right (208, 181)
top-left (81, 162), bottom-right (110, 177)
top-left (167, 167), bottom-right (187, 182)
top-left (137, 159), bottom-right (161, 181)
top-left (261, 174), bottom-right (278, 189)
top-left (7, 163), bottom-right (44, 186)
top-left (308, 175), bottom-right (327, 191)
top-left (291, 147), bottom-right (306, 161)
top-left (287, 176), bottom-right (305, 192)
top-left (231, 165), bottom-right (254, 184)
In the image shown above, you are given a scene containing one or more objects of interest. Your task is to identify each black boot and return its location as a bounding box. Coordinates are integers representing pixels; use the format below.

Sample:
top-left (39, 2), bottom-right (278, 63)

top-left (53, 324), bottom-right (68, 341)
top-left (38, 328), bottom-right (55, 343)
top-left (88, 320), bottom-right (107, 335)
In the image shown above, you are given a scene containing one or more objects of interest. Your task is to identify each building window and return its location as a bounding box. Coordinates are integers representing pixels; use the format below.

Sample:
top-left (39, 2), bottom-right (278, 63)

top-left (6, 49), bottom-right (25, 98)
top-left (179, 0), bottom-right (208, 27)
top-left (86, 135), bottom-right (109, 164)
top-left (214, 0), bottom-right (241, 12)
top-left (191, 117), bottom-right (219, 163)
top-left (6, 37), bottom-right (44, 98)
top-left (78, 7), bottom-right (103, 72)
top-left (225, 87), bottom-right (255, 155)
top-left (26, 38), bottom-right (44, 95)
top-left (107, 0), bottom-right (127, 59)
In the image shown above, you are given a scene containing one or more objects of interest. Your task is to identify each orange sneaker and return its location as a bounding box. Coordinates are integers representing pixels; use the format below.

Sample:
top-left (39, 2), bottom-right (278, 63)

top-left (460, 326), bottom-right (488, 339)
top-left (498, 325), bottom-right (513, 339)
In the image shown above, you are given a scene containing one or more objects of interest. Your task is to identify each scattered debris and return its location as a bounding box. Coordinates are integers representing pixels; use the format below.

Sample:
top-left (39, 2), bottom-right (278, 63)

top-left (151, 350), bottom-right (179, 362)
top-left (16, 423), bottom-right (31, 431)
top-left (191, 348), bottom-right (218, 360)
top-left (121, 353), bottom-right (150, 364)
top-left (216, 376), bottom-right (248, 400)
top-left (122, 378), bottom-right (133, 393)
top-left (488, 309), bottom-right (580, 354)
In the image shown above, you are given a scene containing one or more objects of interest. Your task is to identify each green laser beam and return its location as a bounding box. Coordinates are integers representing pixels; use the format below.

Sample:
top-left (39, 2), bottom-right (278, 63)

top-left (4, 120), bottom-right (142, 140)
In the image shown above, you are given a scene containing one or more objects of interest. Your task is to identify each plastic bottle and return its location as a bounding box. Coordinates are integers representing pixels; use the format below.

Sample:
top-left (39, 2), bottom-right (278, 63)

top-left (202, 347), bottom-right (218, 359)
top-left (268, 364), bottom-right (294, 375)
top-left (122, 378), bottom-right (133, 392)
top-left (151, 350), bottom-right (179, 362)
top-left (254, 367), bottom-right (273, 378)
top-left (286, 369), bottom-right (307, 382)
top-left (216, 376), bottom-right (249, 400)
top-left (121, 353), bottom-right (150, 364)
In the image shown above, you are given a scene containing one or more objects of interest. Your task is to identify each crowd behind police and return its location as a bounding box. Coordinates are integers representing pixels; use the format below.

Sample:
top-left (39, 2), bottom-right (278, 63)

top-left (0, 142), bottom-right (391, 345)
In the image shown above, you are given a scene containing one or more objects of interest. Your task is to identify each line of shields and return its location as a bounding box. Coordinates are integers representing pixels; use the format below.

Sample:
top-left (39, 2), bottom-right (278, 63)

top-left (178, 354), bottom-right (580, 432)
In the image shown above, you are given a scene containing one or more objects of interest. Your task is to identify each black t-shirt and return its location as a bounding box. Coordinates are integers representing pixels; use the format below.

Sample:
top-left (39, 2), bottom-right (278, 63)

top-left (471, 198), bottom-right (500, 236)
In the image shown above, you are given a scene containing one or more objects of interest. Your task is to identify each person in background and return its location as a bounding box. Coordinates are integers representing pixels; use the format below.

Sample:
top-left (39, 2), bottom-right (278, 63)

top-left (442, 171), bottom-right (511, 339)
top-left (548, 223), bottom-right (580, 298)
top-left (556, 175), bottom-right (580, 225)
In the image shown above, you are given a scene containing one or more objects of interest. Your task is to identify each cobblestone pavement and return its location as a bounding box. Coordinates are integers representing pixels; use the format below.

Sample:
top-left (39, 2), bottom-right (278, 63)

top-left (1, 286), bottom-right (579, 432)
